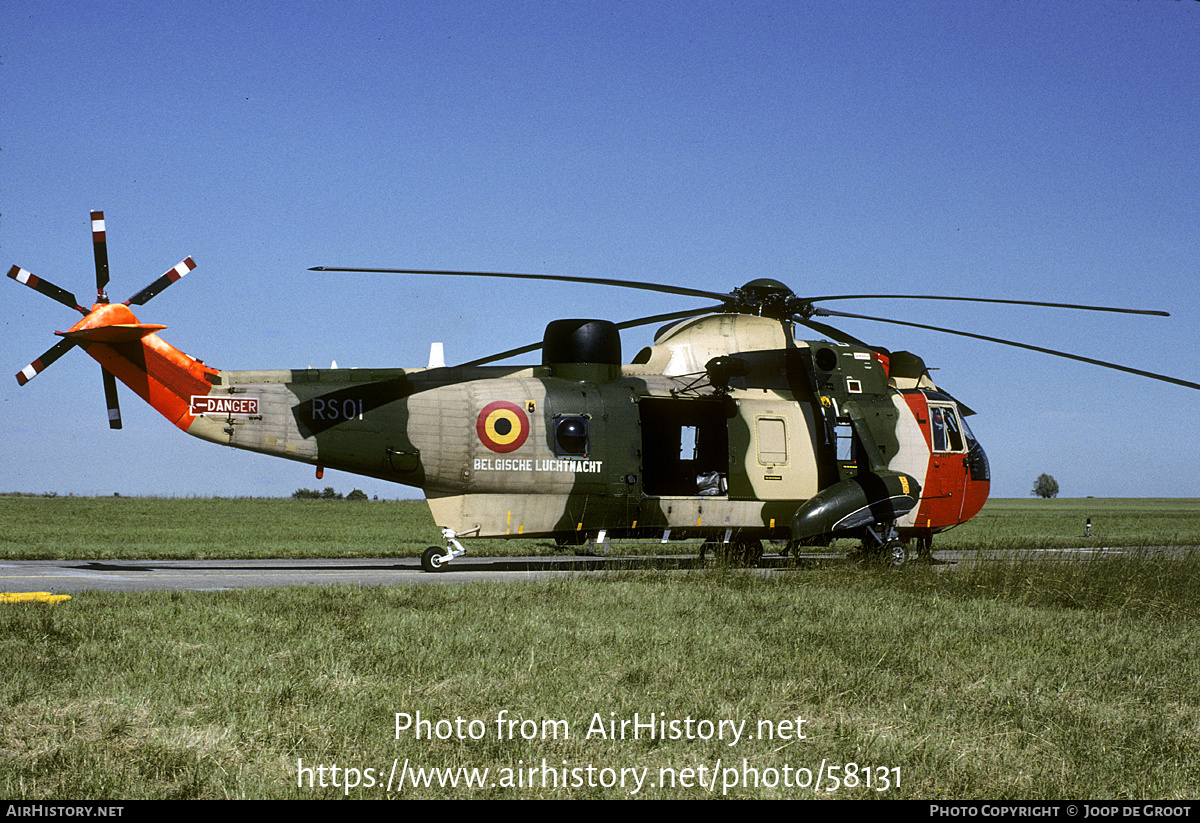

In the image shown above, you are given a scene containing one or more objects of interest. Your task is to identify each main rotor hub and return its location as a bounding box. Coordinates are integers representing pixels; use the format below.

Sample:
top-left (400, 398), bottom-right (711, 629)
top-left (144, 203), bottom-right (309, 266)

top-left (730, 278), bottom-right (806, 318)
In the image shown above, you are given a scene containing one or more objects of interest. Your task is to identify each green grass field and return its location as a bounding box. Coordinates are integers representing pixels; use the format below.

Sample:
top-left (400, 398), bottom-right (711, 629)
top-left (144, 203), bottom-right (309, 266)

top-left (1, 496), bottom-right (1198, 799)
top-left (3, 494), bottom-right (1199, 560)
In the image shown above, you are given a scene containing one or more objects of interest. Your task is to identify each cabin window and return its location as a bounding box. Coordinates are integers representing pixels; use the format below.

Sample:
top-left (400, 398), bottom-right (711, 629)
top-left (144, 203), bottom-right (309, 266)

top-left (554, 416), bottom-right (589, 456)
top-left (679, 425), bottom-right (698, 460)
top-left (835, 419), bottom-right (855, 463)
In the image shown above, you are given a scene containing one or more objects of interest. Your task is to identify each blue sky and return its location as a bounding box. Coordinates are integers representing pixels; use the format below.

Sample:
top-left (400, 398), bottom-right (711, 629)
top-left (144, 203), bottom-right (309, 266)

top-left (3, 1), bottom-right (1197, 499)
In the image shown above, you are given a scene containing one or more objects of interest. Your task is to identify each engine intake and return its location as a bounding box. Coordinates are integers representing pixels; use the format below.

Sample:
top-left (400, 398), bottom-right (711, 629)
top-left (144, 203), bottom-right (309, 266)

top-left (542, 319), bottom-right (621, 381)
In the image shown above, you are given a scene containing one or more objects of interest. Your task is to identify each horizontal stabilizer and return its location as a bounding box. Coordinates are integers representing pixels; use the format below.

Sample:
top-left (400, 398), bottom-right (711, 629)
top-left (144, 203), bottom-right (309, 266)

top-left (59, 323), bottom-right (167, 343)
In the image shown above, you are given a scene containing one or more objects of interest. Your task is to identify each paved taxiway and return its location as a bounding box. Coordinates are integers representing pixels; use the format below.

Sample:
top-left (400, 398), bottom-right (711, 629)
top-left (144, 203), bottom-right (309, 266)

top-left (0, 547), bottom-right (1163, 594)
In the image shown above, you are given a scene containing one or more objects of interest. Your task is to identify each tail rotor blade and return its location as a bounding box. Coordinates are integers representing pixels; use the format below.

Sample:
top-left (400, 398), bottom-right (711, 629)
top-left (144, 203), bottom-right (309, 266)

top-left (91, 210), bottom-right (111, 302)
top-left (8, 266), bottom-right (87, 314)
top-left (13, 209), bottom-right (191, 431)
top-left (102, 367), bottom-right (122, 429)
top-left (15, 338), bottom-right (77, 386)
top-left (125, 257), bottom-right (196, 306)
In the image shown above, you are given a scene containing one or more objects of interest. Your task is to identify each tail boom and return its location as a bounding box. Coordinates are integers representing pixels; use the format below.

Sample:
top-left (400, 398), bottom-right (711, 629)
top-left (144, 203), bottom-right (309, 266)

top-left (65, 303), bottom-right (220, 431)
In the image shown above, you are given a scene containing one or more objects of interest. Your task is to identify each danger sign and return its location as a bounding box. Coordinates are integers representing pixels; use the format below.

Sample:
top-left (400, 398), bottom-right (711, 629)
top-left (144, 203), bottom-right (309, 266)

top-left (191, 395), bottom-right (259, 417)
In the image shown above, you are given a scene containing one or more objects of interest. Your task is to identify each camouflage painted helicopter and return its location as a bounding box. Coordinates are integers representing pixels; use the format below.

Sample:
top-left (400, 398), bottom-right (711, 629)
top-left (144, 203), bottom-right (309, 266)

top-left (12, 211), bottom-right (1200, 571)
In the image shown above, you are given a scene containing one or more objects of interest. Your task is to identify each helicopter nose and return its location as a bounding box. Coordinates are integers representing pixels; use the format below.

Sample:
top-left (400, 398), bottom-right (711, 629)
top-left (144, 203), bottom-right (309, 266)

top-left (961, 441), bottom-right (990, 522)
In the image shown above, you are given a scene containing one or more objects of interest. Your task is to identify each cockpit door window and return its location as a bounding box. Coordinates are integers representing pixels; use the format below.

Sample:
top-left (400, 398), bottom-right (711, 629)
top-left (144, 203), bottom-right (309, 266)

top-left (929, 405), bottom-right (965, 453)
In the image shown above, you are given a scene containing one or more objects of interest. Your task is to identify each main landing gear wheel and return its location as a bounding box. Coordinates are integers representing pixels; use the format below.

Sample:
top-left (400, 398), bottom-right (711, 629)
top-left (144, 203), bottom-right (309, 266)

top-left (883, 539), bottom-right (909, 569)
top-left (421, 545), bottom-right (449, 573)
top-left (858, 523), bottom-right (910, 569)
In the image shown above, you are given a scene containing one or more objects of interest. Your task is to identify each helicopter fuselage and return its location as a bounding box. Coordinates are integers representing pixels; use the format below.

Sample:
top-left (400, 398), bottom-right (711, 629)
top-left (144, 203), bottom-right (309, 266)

top-left (177, 313), bottom-right (989, 548)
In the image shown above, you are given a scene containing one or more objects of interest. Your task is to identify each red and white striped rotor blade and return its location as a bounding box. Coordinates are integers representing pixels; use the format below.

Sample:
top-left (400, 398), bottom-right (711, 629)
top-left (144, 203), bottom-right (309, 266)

top-left (125, 257), bottom-right (196, 306)
top-left (7, 265), bottom-right (87, 314)
top-left (102, 367), bottom-right (122, 429)
top-left (15, 338), bottom-right (77, 386)
top-left (91, 210), bottom-right (111, 301)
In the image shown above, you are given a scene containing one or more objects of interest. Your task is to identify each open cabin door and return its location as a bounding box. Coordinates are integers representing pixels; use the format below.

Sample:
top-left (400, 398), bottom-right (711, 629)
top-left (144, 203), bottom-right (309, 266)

top-left (638, 398), bottom-right (730, 497)
top-left (637, 395), bottom-right (821, 503)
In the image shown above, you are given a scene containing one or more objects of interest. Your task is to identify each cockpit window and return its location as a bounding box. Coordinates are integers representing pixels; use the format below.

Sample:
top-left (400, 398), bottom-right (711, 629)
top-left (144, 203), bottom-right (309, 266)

top-left (930, 404), bottom-right (965, 453)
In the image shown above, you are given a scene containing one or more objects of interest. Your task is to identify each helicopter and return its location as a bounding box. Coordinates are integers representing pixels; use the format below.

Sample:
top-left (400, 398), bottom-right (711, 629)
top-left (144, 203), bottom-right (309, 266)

top-left (11, 211), bottom-right (1200, 571)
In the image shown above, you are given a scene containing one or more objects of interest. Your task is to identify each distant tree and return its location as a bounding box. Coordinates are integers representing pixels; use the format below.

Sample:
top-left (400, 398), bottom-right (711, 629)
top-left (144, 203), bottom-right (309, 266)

top-left (292, 488), bottom-right (321, 499)
top-left (320, 487), bottom-right (343, 500)
top-left (346, 489), bottom-right (368, 501)
top-left (1031, 473), bottom-right (1059, 499)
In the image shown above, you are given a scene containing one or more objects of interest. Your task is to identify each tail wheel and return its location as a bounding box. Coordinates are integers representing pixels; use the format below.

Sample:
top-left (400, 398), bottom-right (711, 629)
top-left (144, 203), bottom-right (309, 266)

top-left (421, 546), bottom-right (449, 573)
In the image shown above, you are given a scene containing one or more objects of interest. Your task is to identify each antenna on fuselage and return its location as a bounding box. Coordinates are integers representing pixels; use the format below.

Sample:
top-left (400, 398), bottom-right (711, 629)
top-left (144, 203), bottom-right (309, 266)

top-left (428, 342), bottom-right (445, 369)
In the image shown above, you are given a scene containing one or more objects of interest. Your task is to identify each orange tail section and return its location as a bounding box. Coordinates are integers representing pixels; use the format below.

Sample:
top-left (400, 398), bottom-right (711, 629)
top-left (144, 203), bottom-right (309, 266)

top-left (62, 303), bottom-right (219, 431)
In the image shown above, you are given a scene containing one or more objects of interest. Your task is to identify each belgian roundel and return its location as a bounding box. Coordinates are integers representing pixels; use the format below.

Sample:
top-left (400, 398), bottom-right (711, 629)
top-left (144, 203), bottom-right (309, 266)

top-left (476, 400), bottom-right (530, 453)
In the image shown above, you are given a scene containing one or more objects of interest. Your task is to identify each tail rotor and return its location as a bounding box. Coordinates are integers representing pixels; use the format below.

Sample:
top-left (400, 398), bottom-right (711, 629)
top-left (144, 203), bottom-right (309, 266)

top-left (9, 210), bottom-right (198, 429)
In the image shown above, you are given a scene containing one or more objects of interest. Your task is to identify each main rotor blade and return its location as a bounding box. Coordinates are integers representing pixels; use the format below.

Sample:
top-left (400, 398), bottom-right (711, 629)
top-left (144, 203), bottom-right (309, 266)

top-left (455, 341), bottom-right (544, 368)
top-left (806, 293), bottom-right (1169, 317)
top-left (102, 367), bottom-right (122, 429)
top-left (814, 308), bottom-right (1200, 391)
top-left (619, 305), bottom-right (871, 347)
top-left (125, 257), bottom-right (197, 306)
top-left (455, 306), bottom-right (728, 368)
top-left (15, 338), bottom-right (77, 386)
top-left (8, 266), bottom-right (87, 314)
top-left (614, 305), bottom-right (730, 333)
top-left (310, 267), bottom-right (732, 303)
top-left (91, 211), bottom-right (111, 302)
top-left (791, 315), bottom-right (869, 346)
